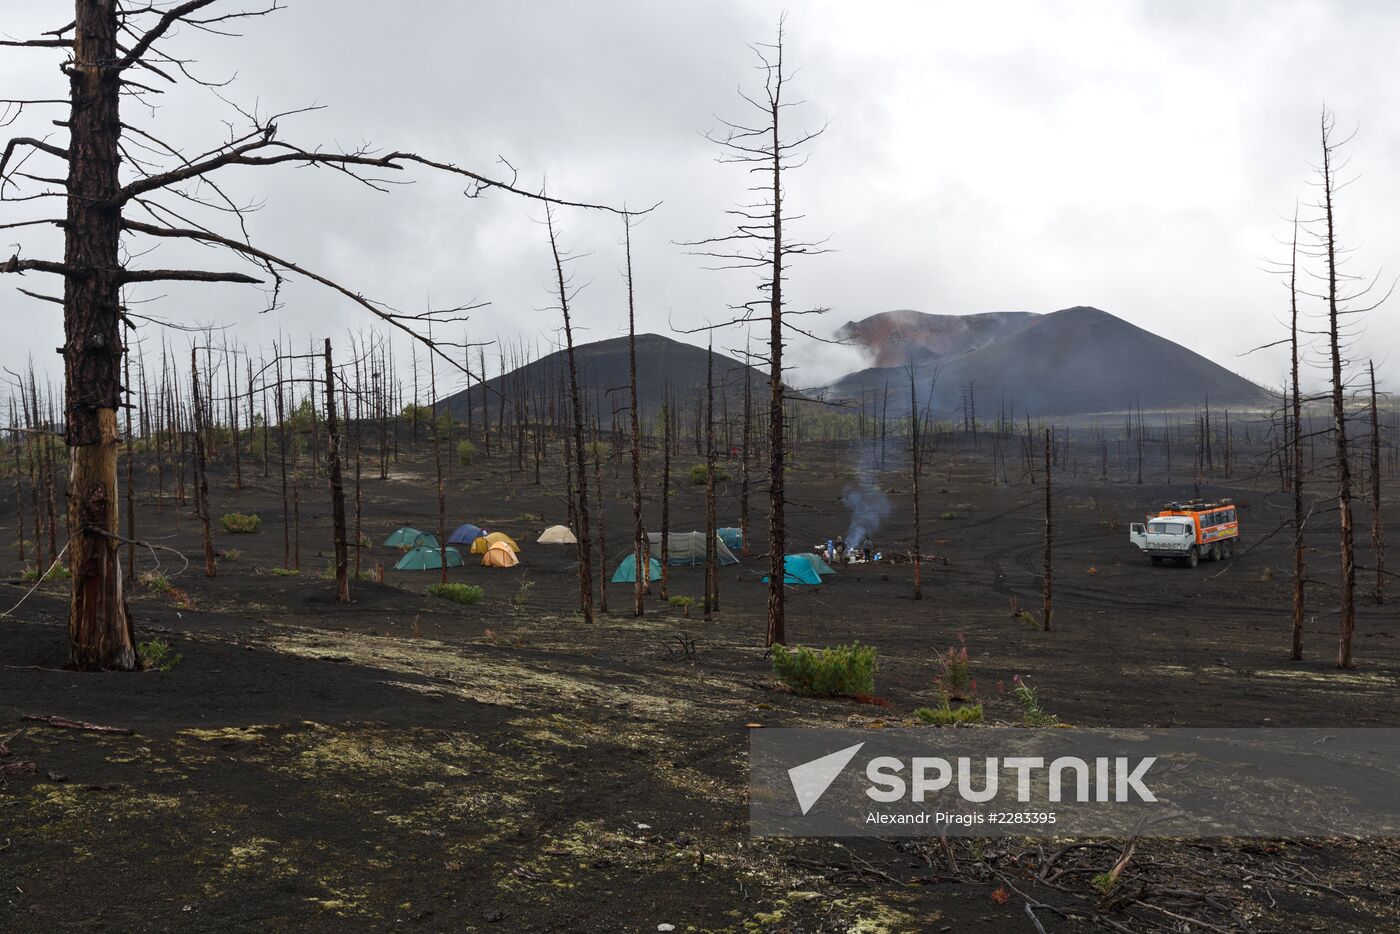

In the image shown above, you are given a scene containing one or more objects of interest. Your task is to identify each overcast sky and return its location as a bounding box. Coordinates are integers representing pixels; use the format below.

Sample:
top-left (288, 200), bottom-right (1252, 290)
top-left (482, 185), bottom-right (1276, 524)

top-left (2, 0), bottom-right (1397, 399)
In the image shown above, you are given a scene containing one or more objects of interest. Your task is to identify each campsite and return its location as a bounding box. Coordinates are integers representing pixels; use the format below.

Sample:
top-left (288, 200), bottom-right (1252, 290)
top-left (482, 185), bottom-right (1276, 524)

top-left (4, 2), bottom-right (1400, 932)
top-left (4, 418), bottom-right (1398, 931)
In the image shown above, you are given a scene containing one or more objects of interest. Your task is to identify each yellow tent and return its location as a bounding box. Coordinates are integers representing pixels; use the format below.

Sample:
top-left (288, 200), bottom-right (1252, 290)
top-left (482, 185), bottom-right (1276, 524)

top-left (481, 540), bottom-right (520, 568)
top-left (484, 531), bottom-right (520, 552)
top-left (470, 536), bottom-right (491, 555)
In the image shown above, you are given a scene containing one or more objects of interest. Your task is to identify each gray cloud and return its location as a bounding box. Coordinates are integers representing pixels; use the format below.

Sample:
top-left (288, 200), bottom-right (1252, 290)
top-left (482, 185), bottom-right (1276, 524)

top-left (2, 0), bottom-right (1395, 397)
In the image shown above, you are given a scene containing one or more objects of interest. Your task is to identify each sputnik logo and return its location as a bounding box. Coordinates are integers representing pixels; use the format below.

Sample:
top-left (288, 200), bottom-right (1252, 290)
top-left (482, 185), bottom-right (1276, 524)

top-left (787, 742), bottom-right (865, 815)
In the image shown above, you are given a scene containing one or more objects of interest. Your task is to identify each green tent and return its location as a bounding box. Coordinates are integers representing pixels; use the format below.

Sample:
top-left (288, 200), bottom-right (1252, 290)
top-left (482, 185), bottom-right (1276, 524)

top-left (645, 531), bottom-right (739, 566)
top-left (383, 527), bottom-right (422, 548)
top-left (611, 554), bottom-right (662, 583)
top-left (717, 527), bottom-right (743, 551)
top-left (394, 545), bottom-right (463, 571)
top-left (762, 554), bottom-right (824, 585)
top-left (409, 531), bottom-right (441, 550)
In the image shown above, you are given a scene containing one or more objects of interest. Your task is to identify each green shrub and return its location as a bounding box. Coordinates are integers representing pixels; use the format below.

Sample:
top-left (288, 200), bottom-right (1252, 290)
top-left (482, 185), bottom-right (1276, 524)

top-left (940, 511), bottom-right (956, 521)
top-left (513, 579), bottom-right (535, 608)
top-left (221, 549), bottom-right (241, 561)
top-left (689, 464), bottom-right (730, 485)
top-left (220, 512), bottom-right (261, 533)
top-left (934, 638), bottom-right (974, 700)
top-left (137, 639), bottom-right (181, 672)
top-left (140, 571), bottom-right (173, 594)
top-left (771, 642), bottom-right (876, 697)
top-left (427, 583), bottom-right (483, 605)
top-left (271, 567), bottom-right (301, 577)
top-left (1012, 675), bottom-right (1059, 726)
top-left (22, 562), bottom-right (70, 583)
top-left (915, 701), bottom-right (984, 726)
top-left (457, 440), bottom-right (478, 467)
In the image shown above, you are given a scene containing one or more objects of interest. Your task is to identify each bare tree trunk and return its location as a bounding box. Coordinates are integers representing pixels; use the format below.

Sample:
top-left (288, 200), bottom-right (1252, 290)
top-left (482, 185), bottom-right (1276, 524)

top-left (740, 349), bottom-right (752, 558)
top-left (124, 350), bottom-right (136, 586)
top-left (190, 349), bottom-right (215, 579)
top-left (61, 0), bottom-right (134, 669)
top-left (1289, 213), bottom-right (1306, 661)
top-left (625, 218), bottom-right (645, 616)
top-left (705, 340), bottom-right (718, 618)
top-left (1370, 360), bottom-right (1386, 605)
top-left (909, 364), bottom-right (922, 600)
top-left (324, 339), bottom-right (350, 604)
top-left (1042, 428), bottom-right (1053, 632)
top-left (1319, 115), bottom-right (1357, 668)
top-left (661, 389), bottom-right (671, 601)
top-left (593, 428), bottom-right (608, 615)
top-left (546, 207), bottom-right (593, 623)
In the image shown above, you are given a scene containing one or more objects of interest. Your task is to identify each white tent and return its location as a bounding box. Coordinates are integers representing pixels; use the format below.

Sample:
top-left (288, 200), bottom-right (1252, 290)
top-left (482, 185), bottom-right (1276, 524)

top-left (537, 524), bottom-right (578, 544)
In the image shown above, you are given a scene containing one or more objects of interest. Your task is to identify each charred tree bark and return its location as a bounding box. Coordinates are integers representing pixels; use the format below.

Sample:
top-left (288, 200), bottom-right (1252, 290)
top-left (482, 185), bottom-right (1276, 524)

top-left (1370, 361), bottom-right (1386, 605)
top-left (1042, 428), bottom-right (1053, 632)
top-left (625, 217), bottom-right (645, 616)
top-left (62, 0), bottom-right (134, 670)
top-left (1319, 115), bottom-right (1357, 669)
top-left (190, 349), bottom-right (215, 579)
top-left (1289, 213), bottom-right (1307, 661)
top-left (660, 390), bottom-right (671, 601)
top-left (909, 364), bottom-right (922, 601)
top-left (705, 341), bottom-right (718, 618)
top-left (324, 339), bottom-right (350, 604)
top-left (546, 207), bottom-right (594, 624)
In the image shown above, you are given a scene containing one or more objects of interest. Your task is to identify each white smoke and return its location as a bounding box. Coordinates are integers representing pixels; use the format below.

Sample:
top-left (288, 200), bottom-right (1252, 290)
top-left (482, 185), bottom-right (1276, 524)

top-left (841, 441), bottom-right (893, 548)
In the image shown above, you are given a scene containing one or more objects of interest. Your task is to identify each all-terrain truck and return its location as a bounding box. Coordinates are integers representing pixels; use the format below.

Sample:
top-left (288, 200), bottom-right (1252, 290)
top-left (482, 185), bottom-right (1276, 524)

top-left (1129, 500), bottom-right (1239, 567)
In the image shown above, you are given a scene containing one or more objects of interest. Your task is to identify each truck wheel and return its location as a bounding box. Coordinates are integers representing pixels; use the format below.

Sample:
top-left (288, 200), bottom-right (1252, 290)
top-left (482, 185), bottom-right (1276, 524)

top-left (1209, 543), bottom-right (1221, 562)
top-left (1186, 547), bottom-right (1199, 568)
top-left (1223, 541), bottom-right (1234, 559)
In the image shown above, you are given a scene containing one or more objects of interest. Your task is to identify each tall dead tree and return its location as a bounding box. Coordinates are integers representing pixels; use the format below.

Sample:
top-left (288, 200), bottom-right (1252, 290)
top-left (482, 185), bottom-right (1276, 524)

top-left (1042, 427), bottom-right (1053, 632)
top-left (1369, 361), bottom-right (1386, 605)
top-left (624, 216), bottom-right (645, 616)
top-left (704, 340), bottom-right (718, 618)
top-left (545, 205), bottom-right (594, 624)
top-left (908, 361), bottom-right (922, 601)
top-left (323, 339), bottom-right (349, 604)
top-left (0, 0), bottom-right (636, 669)
top-left (189, 348), bottom-right (214, 579)
top-left (685, 18), bottom-right (825, 647)
top-left (1289, 212), bottom-right (1307, 661)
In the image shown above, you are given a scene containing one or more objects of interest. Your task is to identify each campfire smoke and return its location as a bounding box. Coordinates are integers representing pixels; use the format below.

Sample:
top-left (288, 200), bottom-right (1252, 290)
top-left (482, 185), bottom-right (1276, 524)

top-left (841, 442), bottom-right (892, 548)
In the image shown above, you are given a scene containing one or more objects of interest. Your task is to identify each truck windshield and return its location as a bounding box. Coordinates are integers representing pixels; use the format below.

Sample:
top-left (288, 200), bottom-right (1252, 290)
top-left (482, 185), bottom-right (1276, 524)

top-left (1148, 521), bottom-right (1188, 535)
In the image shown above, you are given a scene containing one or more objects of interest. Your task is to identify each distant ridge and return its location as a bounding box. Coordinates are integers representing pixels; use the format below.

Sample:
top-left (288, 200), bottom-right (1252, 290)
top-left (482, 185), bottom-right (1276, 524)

top-left (827, 306), bottom-right (1274, 416)
top-left (440, 333), bottom-right (771, 420)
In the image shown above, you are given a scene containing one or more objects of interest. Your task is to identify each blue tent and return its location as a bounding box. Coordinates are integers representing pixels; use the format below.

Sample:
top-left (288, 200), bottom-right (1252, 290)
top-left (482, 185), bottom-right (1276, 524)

top-left (611, 554), bottom-right (662, 583)
top-left (795, 552), bottom-right (836, 577)
top-left (448, 523), bottom-right (485, 546)
top-left (717, 527), bottom-right (743, 551)
top-left (762, 553), bottom-right (824, 585)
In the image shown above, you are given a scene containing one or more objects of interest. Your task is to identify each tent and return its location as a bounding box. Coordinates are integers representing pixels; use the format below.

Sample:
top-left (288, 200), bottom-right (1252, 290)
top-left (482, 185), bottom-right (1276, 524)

top-left (762, 553), bottom-right (825, 585)
top-left (394, 545), bottom-right (463, 571)
top-left (717, 527), bottom-right (743, 551)
top-left (537, 525), bottom-right (577, 545)
top-left (645, 531), bottom-right (738, 566)
top-left (481, 541), bottom-right (520, 568)
top-left (483, 531), bottom-right (520, 552)
top-left (794, 552), bottom-right (836, 577)
top-left (409, 531), bottom-right (441, 550)
top-left (448, 523), bottom-right (485, 546)
top-left (383, 527), bottom-right (421, 548)
top-left (611, 554), bottom-right (662, 583)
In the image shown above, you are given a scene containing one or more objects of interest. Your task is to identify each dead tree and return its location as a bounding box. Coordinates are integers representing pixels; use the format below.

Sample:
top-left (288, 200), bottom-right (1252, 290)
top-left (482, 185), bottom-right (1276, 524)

top-left (660, 388), bottom-right (672, 600)
top-left (907, 360), bottom-right (923, 601)
top-left (684, 18), bottom-right (826, 646)
top-left (323, 339), bottom-right (349, 604)
top-left (1370, 361), bottom-right (1386, 605)
top-left (189, 348), bottom-right (214, 579)
top-left (545, 205), bottom-right (594, 624)
top-left (1042, 427), bottom-right (1053, 632)
top-left (1286, 212), bottom-right (1308, 660)
top-left (625, 216), bottom-right (645, 616)
top-left (705, 339), bottom-right (718, 618)
top-left (0, 0), bottom-right (637, 669)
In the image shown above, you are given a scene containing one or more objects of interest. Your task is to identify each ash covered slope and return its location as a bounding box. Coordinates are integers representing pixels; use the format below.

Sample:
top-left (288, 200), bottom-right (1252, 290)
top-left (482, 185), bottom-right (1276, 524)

top-left (827, 306), bottom-right (1274, 416)
top-left (835, 309), bottom-right (1038, 366)
top-left (440, 333), bottom-right (770, 420)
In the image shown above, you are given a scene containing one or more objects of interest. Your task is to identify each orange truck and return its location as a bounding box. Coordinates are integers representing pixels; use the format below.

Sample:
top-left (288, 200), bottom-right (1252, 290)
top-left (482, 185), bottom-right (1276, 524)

top-left (1129, 500), bottom-right (1239, 568)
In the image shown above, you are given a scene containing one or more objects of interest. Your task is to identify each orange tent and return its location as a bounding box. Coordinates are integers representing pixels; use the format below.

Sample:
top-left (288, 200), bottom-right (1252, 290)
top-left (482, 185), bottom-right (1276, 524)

top-left (481, 540), bottom-right (520, 568)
